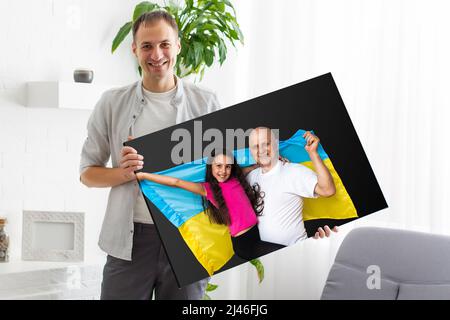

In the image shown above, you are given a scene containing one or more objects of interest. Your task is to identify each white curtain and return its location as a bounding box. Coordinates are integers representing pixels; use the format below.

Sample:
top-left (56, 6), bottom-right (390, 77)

top-left (203, 0), bottom-right (450, 299)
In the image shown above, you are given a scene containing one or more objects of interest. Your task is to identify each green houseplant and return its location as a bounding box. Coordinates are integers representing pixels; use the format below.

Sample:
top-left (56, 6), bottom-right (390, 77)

top-left (112, 0), bottom-right (244, 80)
top-left (112, 0), bottom-right (263, 299)
top-left (203, 258), bottom-right (265, 300)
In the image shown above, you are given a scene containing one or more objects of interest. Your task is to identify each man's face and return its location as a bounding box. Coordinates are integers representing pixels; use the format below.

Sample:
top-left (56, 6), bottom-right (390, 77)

top-left (132, 20), bottom-right (180, 83)
top-left (249, 128), bottom-right (279, 167)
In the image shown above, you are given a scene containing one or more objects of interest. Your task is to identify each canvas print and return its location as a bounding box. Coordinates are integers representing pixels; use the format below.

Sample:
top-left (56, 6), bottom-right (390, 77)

top-left (125, 73), bottom-right (388, 287)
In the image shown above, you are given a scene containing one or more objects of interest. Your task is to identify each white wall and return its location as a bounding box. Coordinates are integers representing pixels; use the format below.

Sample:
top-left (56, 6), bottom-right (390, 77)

top-left (1, 0), bottom-right (450, 299)
top-left (0, 0), bottom-right (143, 262)
top-left (203, 0), bottom-right (450, 299)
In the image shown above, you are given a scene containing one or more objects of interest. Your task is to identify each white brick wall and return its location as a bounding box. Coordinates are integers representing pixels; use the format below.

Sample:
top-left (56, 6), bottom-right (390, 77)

top-left (0, 0), bottom-right (145, 263)
top-left (0, 0), bottom-right (245, 300)
top-left (0, 0), bottom-right (139, 89)
top-left (0, 105), bottom-right (110, 262)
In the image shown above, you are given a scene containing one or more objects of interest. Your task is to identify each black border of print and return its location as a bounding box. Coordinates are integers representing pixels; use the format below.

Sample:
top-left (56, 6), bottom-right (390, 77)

top-left (125, 73), bottom-right (388, 288)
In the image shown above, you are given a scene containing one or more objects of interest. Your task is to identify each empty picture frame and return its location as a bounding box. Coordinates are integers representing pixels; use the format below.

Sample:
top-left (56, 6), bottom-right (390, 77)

top-left (22, 211), bottom-right (84, 262)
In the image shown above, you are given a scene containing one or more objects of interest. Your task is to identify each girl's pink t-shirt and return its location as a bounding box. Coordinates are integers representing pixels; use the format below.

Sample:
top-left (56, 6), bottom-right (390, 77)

top-left (202, 178), bottom-right (258, 237)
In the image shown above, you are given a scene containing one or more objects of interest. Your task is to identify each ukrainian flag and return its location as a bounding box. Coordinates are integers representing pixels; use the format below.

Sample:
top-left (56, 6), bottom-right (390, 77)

top-left (278, 130), bottom-right (358, 221)
top-left (139, 129), bottom-right (357, 275)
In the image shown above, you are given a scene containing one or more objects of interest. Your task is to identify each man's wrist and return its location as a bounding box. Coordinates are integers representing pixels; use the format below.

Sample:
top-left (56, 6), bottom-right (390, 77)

top-left (307, 150), bottom-right (320, 158)
top-left (120, 167), bottom-right (136, 183)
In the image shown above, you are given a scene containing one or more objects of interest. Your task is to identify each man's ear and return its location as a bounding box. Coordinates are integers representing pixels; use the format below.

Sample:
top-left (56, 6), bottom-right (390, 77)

top-left (132, 41), bottom-right (137, 56)
top-left (177, 39), bottom-right (181, 54)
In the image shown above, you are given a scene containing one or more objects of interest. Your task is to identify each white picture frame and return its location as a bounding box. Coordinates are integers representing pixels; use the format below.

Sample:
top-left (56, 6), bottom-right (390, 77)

top-left (22, 211), bottom-right (84, 262)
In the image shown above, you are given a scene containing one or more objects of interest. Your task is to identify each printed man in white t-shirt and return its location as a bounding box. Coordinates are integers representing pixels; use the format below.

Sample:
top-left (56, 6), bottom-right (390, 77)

top-left (246, 127), bottom-right (338, 246)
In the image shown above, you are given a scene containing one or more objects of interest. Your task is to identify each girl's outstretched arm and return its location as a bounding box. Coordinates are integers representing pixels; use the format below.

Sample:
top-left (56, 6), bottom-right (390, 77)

top-left (136, 172), bottom-right (206, 197)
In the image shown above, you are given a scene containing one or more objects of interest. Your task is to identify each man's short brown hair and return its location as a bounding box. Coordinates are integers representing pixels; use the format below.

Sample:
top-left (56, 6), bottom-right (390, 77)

top-left (132, 10), bottom-right (179, 42)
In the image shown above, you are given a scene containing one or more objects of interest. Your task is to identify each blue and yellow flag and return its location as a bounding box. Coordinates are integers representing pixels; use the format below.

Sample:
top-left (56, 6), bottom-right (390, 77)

top-left (139, 129), bottom-right (357, 275)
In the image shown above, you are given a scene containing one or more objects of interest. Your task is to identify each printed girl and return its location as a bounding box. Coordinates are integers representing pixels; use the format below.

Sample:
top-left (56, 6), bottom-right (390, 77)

top-left (136, 149), bottom-right (284, 261)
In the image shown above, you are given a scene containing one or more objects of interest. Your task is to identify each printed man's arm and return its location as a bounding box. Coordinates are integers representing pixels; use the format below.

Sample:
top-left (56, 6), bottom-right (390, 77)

top-left (304, 131), bottom-right (336, 197)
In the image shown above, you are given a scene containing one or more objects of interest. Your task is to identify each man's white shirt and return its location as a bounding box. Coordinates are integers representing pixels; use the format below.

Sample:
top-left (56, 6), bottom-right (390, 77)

top-left (133, 86), bottom-right (177, 224)
top-left (246, 160), bottom-right (318, 246)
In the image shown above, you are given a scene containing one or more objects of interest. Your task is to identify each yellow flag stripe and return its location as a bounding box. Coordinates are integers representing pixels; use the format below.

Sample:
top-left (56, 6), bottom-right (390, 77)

top-left (179, 211), bottom-right (234, 275)
top-left (301, 158), bottom-right (358, 221)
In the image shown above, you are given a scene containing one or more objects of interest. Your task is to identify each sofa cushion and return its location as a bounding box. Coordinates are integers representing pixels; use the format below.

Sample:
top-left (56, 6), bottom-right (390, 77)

top-left (321, 263), bottom-right (399, 300)
top-left (397, 283), bottom-right (450, 300)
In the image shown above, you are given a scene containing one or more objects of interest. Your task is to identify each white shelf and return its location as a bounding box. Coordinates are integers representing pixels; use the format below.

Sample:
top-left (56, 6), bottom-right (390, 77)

top-left (26, 81), bottom-right (116, 110)
top-left (0, 255), bottom-right (106, 275)
top-left (0, 256), bottom-right (105, 299)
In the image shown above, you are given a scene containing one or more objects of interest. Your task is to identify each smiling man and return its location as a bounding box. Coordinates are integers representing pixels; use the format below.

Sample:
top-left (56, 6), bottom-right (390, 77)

top-left (79, 11), bottom-right (220, 300)
top-left (246, 127), bottom-right (338, 246)
top-left (133, 12), bottom-right (180, 92)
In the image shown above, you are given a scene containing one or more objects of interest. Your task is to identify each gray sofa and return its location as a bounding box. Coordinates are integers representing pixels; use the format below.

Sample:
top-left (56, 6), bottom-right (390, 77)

top-left (321, 227), bottom-right (450, 299)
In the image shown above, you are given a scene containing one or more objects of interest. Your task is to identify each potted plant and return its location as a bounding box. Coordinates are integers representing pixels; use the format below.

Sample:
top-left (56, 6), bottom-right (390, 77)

top-left (112, 0), bottom-right (244, 80)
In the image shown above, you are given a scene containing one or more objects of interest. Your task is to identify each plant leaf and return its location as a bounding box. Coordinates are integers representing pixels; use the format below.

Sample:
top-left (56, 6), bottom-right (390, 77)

top-left (202, 293), bottom-right (212, 300)
top-left (229, 29), bottom-right (239, 40)
top-left (218, 38), bottom-right (227, 65)
top-left (111, 21), bottom-right (133, 53)
top-left (185, 0), bottom-right (194, 10)
top-left (204, 47), bottom-right (214, 67)
top-left (199, 66), bottom-right (205, 81)
top-left (229, 17), bottom-right (244, 44)
top-left (193, 41), bottom-right (203, 67)
top-left (133, 1), bottom-right (159, 22)
top-left (250, 258), bottom-right (265, 283)
top-left (208, 0), bottom-right (225, 12)
top-left (217, 1), bottom-right (226, 12)
top-left (164, 4), bottom-right (180, 24)
top-left (206, 283), bottom-right (218, 292)
top-left (199, 23), bottom-right (217, 32)
top-left (222, 0), bottom-right (237, 15)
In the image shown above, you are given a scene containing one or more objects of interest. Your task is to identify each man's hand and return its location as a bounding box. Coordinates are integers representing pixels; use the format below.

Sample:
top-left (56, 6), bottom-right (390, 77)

top-left (303, 131), bottom-right (320, 154)
top-left (314, 225), bottom-right (338, 239)
top-left (119, 136), bottom-right (144, 181)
